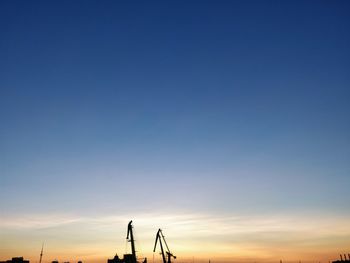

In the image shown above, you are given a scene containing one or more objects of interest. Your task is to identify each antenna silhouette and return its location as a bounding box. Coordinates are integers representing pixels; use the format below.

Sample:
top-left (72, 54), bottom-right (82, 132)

top-left (39, 243), bottom-right (44, 263)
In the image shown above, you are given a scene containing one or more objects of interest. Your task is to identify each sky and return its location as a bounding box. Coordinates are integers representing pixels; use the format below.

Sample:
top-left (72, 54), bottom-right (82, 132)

top-left (0, 1), bottom-right (350, 263)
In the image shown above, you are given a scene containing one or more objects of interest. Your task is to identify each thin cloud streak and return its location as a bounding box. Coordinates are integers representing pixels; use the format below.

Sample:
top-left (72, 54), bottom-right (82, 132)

top-left (1, 212), bottom-right (349, 235)
top-left (1, 212), bottom-right (349, 262)
top-left (1, 212), bottom-right (350, 246)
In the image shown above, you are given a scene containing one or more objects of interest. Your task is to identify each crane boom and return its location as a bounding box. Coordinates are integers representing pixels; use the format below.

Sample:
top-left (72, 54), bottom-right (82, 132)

top-left (153, 229), bottom-right (176, 263)
top-left (154, 229), bottom-right (167, 263)
top-left (127, 221), bottom-right (137, 263)
top-left (160, 230), bottom-right (171, 254)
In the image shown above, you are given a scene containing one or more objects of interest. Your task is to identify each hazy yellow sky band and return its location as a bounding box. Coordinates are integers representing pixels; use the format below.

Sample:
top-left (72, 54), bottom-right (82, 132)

top-left (1, 212), bottom-right (349, 263)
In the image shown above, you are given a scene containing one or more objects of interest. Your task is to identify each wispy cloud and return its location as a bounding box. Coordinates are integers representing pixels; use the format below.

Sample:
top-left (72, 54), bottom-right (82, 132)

top-left (1, 212), bottom-right (350, 236)
top-left (1, 212), bottom-right (350, 261)
top-left (0, 214), bottom-right (83, 229)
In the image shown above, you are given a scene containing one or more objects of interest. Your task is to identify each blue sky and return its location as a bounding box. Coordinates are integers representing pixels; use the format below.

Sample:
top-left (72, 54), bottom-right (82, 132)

top-left (1, 1), bottom-right (350, 261)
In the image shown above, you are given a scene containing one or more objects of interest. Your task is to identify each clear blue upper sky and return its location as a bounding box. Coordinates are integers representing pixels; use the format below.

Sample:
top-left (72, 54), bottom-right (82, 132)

top-left (1, 1), bottom-right (350, 217)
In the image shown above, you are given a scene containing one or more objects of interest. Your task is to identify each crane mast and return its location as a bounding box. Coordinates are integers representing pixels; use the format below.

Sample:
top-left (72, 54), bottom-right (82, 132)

top-left (154, 229), bottom-right (167, 263)
top-left (127, 220), bottom-right (137, 263)
top-left (153, 229), bottom-right (176, 263)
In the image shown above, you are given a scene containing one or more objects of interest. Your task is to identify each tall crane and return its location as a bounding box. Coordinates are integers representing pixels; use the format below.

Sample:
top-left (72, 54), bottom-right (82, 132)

top-left (127, 220), bottom-right (137, 263)
top-left (153, 229), bottom-right (176, 263)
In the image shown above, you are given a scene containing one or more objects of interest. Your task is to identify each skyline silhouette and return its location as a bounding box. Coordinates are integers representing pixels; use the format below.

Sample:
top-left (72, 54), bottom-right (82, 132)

top-left (1, 1), bottom-right (350, 263)
top-left (2, 219), bottom-right (350, 263)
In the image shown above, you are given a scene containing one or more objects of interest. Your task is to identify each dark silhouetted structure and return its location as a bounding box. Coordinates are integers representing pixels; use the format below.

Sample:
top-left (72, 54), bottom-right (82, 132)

top-left (153, 229), bottom-right (176, 263)
top-left (108, 221), bottom-right (147, 263)
top-left (332, 254), bottom-right (350, 263)
top-left (0, 257), bottom-right (29, 263)
top-left (39, 243), bottom-right (44, 263)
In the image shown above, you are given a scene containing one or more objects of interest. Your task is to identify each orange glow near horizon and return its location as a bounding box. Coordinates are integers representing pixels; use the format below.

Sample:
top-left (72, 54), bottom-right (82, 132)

top-left (1, 1), bottom-right (350, 263)
top-left (1, 213), bottom-right (349, 263)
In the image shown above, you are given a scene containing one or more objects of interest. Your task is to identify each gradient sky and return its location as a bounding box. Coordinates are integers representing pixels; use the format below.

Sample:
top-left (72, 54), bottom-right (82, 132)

top-left (1, 1), bottom-right (350, 263)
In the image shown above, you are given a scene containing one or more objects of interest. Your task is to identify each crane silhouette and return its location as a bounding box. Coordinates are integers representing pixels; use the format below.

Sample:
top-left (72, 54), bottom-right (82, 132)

top-left (153, 229), bottom-right (176, 263)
